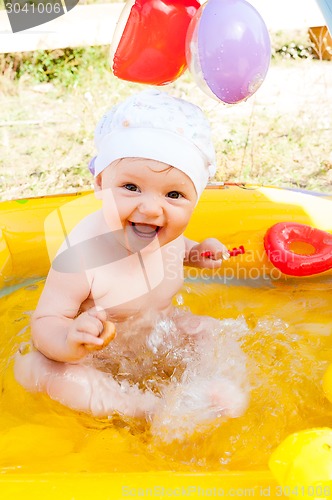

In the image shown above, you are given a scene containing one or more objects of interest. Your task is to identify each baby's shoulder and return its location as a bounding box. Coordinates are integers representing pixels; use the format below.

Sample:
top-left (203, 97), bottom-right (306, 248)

top-left (67, 210), bottom-right (103, 244)
top-left (56, 210), bottom-right (103, 255)
top-left (52, 210), bottom-right (107, 276)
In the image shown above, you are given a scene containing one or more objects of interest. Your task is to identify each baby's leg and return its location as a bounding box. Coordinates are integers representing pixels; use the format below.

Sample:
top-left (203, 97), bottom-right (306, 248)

top-left (152, 311), bottom-right (249, 440)
top-left (173, 310), bottom-right (222, 344)
top-left (152, 375), bottom-right (249, 441)
top-left (14, 347), bottom-right (158, 419)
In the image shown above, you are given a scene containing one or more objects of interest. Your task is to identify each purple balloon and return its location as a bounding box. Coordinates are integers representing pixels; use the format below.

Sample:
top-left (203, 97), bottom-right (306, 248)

top-left (188, 0), bottom-right (271, 104)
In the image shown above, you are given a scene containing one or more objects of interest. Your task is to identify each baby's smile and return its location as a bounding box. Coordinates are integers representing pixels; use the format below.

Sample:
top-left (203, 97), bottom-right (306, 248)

top-left (129, 221), bottom-right (161, 239)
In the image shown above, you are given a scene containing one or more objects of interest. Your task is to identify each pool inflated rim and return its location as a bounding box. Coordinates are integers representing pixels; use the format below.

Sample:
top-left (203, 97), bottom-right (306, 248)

top-left (1, 184), bottom-right (331, 499)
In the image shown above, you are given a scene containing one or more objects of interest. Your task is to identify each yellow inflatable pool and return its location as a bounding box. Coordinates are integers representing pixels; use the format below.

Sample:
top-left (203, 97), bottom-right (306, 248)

top-left (1, 185), bottom-right (332, 499)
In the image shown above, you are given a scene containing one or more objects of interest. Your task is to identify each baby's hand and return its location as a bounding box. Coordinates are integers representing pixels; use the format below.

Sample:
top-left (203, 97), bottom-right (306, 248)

top-left (189, 238), bottom-right (230, 269)
top-left (66, 307), bottom-right (116, 360)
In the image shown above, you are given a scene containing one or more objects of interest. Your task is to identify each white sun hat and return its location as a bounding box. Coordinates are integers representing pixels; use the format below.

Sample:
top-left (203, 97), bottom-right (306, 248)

top-left (91, 89), bottom-right (216, 198)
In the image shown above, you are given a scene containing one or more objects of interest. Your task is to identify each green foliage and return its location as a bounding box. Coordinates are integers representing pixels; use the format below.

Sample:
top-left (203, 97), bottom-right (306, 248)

top-left (270, 30), bottom-right (314, 60)
top-left (273, 42), bottom-right (314, 60)
top-left (0, 29), bottom-right (317, 87)
top-left (0, 46), bottom-right (110, 87)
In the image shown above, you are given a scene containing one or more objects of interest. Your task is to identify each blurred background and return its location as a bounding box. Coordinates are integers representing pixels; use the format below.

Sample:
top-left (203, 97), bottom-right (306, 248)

top-left (0, 0), bottom-right (331, 200)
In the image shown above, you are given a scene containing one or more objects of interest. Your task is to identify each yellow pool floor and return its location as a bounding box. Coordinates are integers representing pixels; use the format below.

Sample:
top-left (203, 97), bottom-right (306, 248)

top-left (1, 276), bottom-right (332, 476)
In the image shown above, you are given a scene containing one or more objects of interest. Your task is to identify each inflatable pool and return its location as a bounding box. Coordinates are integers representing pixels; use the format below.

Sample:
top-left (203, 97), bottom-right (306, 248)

top-left (1, 184), bottom-right (332, 499)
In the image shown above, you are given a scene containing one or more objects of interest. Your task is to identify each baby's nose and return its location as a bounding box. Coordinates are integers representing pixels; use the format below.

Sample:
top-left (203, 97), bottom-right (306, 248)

top-left (138, 195), bottom-right (163, 216)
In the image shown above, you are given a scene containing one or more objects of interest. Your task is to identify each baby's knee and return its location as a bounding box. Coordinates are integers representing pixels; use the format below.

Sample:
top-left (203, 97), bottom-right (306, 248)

top-left (205, 377), bottom-right (249, 418)
top-left (174, 311), bottom-right (221, 338)
top-left (14, 344), bottom-right (56, 392)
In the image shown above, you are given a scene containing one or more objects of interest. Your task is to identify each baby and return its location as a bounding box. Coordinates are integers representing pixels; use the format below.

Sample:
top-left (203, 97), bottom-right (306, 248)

top-left (15, 89), bottom-right (248, 438)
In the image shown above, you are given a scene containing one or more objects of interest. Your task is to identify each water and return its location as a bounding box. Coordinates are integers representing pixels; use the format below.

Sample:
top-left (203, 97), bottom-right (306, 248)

top-left (0, 277), bottom-right (332, 473)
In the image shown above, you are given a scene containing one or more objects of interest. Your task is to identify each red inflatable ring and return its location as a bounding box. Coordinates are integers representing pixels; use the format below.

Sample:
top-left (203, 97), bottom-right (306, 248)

top-left (264, 222), bottom-right (332, 276)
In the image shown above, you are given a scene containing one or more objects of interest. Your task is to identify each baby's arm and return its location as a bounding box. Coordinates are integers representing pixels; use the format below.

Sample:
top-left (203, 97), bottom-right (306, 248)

top-left (184, 237), bottom-right (229, 269)
top-left (31, 268), bottom-right (113, 363)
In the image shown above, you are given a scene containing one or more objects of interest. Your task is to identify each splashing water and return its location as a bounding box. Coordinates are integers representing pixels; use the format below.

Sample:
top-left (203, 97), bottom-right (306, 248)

top-left (0, 278), bottom-right (332, 473)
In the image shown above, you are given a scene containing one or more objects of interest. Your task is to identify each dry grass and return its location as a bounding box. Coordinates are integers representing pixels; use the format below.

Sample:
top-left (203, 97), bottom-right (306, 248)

top-left (1, 52), bottom-right (332, 201)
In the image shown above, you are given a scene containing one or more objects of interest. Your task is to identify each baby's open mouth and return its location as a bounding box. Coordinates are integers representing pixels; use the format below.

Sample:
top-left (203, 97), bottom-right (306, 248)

top-left (129, 222), bottom-right (161, 239)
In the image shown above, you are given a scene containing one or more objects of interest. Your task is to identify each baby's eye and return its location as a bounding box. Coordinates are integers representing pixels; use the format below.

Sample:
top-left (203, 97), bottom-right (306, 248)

top-left (124, 183), bottom-right (139, 192)
top-left (167, 191), bottom-right (183, 199)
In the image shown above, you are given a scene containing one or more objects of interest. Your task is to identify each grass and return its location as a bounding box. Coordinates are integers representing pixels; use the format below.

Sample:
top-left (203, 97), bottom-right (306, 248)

top-left (0, 30), bottom-right (332, 201)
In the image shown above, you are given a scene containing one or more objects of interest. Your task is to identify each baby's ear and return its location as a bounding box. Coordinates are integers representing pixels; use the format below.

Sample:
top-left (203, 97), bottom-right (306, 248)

top-left (94, 174), bottom-right (103, 200)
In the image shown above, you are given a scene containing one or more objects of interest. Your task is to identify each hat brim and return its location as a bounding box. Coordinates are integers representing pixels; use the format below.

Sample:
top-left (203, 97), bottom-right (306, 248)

top-left (94, 128), bottom-right (209, 198)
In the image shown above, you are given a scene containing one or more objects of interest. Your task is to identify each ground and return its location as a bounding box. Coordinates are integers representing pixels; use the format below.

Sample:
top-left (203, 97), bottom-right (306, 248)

top-left (0, 56), bottom-right (332, 201)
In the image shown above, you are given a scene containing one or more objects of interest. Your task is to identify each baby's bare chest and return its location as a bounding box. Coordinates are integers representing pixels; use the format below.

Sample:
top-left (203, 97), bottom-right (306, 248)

top-left (83, 244), bottom-right (184, 319)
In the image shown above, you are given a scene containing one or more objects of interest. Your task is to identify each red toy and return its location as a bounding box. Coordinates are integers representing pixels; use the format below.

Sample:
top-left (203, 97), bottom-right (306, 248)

top-left (201, 246), bottom-right (245, 259)
top-left (264, 222), bottom-right (332, 276)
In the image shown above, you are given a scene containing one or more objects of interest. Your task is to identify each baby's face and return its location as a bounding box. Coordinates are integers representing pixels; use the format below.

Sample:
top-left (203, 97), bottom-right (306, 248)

top-left (95, 158), bottom-right (197, 252)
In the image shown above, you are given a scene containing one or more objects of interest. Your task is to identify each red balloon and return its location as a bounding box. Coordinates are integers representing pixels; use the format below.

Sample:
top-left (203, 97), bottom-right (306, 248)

top-left (111, 0), bottom-right (200, 85)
